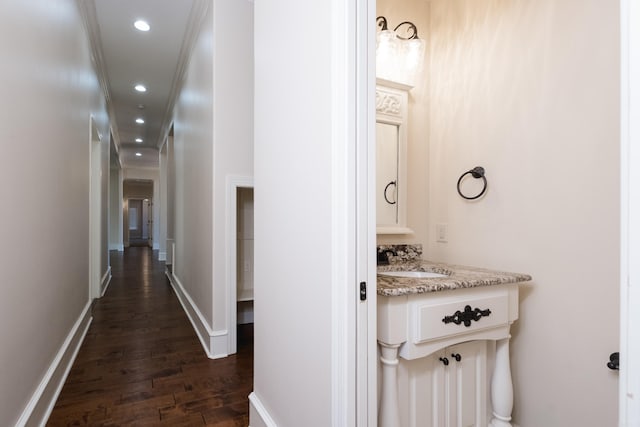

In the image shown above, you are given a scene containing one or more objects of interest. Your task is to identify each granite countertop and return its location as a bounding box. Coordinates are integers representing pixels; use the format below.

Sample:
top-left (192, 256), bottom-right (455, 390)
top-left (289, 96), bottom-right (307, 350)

top-left (377, 259), bottom-right (532, 297)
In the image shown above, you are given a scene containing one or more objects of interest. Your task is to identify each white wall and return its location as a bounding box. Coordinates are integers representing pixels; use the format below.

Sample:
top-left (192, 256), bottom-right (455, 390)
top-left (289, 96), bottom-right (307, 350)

top-left (253, 0), bottom-right (335, 424)
top-left (0, 1), bottom-right (109, 425)
top-left (171, 0), bottom-right (253, 356)
top-left (173, 1), bottom-right (215, 337)
top-left (427, 1), bottom-right (620, 425)
top-left (211, 0), bottom-right (254, 338)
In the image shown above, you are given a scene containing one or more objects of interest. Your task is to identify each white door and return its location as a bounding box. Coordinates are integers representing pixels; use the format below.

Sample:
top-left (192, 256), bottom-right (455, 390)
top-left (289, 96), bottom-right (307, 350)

top-left (89, 117), bottom-right (102, 299)
top-left (620, 0), bottom-right (640, 423)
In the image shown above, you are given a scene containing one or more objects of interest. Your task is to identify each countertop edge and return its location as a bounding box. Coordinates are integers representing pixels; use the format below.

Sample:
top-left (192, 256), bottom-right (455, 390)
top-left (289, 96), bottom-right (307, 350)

top-left (376, 260), bottom-right (532, 297)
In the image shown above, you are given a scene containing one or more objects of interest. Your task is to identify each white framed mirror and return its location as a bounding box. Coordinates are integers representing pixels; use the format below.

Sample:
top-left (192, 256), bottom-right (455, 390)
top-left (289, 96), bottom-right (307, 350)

top-left (376, 78), bottom-right (414, 234)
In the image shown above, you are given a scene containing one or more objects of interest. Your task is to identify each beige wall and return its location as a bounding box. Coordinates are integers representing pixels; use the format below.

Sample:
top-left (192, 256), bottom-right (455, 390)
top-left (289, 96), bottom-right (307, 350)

top-left (252, 0), bottom-right (335, 423)
top-left (211, 0), bottom-right (254, 333)
top-left (425, 1), bottom-right (619, 425)
top-left (377, 0), bottom-right (620, 424)
top-left (109, 146), bottom-right (123, 251)
top-left (0, 0), bottom-right (109, 425)
top-left (172, 0), bottom-right (253, 348)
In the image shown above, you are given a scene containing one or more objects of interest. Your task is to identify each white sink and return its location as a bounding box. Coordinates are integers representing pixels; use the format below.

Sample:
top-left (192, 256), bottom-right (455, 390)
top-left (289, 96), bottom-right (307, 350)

top-left (379, 271), bottom-right (448, 279)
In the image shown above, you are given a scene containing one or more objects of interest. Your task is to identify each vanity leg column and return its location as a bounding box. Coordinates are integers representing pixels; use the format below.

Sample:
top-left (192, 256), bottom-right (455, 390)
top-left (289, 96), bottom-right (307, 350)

top-left (490, 337), bottom-right (514, 427)
top-left (378, 342), bottom-right (402, 427)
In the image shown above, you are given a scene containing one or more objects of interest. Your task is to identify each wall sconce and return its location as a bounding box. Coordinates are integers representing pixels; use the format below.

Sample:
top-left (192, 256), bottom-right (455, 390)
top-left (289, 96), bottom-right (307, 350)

top-left (376, 16), bottom-right (425, 87)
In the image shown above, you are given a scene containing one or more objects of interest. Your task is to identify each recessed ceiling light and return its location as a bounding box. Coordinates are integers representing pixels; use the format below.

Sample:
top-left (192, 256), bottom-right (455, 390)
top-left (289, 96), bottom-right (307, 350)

top-left (136, 118), bottom-right (145, 124)
top-left (135, 138), bottom-right (143, 143)
top-left (134, 20), bottom-right (150, 32)
top-left (137, 104), bottom-right (145, 109)
top-left (135, 152), bottom-right (142, 157)
top-left (134, 84), bottom-right (146, 92)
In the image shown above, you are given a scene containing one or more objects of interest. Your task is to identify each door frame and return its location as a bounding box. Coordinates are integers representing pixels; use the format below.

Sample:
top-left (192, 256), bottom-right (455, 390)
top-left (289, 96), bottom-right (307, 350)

top-left (620, 0), bottom-right (640, 423)
top-left (89, 116), bottom-right (102, 300)
top-left (227, 175), bottom-right (254, 355)
top-left (356, 0), bottom-right (377, 424)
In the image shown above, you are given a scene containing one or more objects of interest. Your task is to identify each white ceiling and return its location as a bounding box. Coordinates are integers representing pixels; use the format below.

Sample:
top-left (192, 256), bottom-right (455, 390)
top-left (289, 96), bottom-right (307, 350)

top-left (86, 0), bottom-right (203, 169)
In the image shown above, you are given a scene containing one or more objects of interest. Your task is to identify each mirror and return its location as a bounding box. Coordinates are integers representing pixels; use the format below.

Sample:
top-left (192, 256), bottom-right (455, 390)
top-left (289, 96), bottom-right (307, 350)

top-left (376, 78), bottom-right (413, 234)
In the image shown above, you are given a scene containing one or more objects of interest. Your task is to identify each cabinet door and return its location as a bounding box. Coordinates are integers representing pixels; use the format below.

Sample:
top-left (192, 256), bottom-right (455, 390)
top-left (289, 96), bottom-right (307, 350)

top-left (448, 341), bottom-right (487, 427)
top-left (404, 350), bottom-right (447, 427)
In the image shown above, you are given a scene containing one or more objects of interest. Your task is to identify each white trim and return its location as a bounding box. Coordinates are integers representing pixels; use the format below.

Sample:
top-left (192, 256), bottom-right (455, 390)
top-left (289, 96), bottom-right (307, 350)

top-left (249, 392), bottom-right (278, 427)
top-left (165, 271), bottom-right (229, 359)
top-left (358, 0), bottom-right (377, 424)
top-left (226, 175), bottom-right (254, 355)
top-left (330, 0), bottom-right (356, 424)
top-left (15, 302), bottom-right (92, 427)
top-left (108, 243), bottom-right (124, 251)
top-left (621, 0), bottom-right (640, 424)
top-left (89, 115), bottom-right (102, 301)
top-left (100, 266), bottom-right (112, 297)
top-left (158, 251), bottom-right (167, 261)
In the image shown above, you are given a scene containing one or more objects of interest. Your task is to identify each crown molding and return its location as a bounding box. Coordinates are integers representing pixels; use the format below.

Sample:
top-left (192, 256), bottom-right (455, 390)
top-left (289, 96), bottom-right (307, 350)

top-left (76, 0), bottom-right (122, 155)
top-left (156, 0), bottom-right (211, 149)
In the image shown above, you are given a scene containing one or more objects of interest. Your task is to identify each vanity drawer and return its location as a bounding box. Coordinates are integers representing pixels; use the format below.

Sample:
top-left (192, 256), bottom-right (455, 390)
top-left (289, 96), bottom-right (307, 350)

top-left (412, 292), bottom-right (509, 344)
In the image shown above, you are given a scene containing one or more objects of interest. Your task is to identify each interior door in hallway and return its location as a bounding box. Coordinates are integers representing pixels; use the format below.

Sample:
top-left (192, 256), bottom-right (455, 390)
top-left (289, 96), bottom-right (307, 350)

top-left (237, 187), bottom-right (254, 325)
top-left (128, 199), bottom-right (143, 242)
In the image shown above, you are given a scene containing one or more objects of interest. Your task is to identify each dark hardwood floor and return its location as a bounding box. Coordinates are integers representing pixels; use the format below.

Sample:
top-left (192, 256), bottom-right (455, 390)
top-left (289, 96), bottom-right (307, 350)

top-left (46, 247), bottom-right (253, 426)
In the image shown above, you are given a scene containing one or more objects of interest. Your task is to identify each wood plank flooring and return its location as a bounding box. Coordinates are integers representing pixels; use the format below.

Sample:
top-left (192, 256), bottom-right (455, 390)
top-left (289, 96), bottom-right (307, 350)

top-left (46, 247), bottom-right (253, 426)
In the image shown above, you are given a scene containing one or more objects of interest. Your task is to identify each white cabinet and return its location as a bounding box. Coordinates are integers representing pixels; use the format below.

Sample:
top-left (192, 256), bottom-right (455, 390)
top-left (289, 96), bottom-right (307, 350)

top-left (400, 340), bottom-right (487, 427)
top-left (378, 284), bottom-right (519, 427)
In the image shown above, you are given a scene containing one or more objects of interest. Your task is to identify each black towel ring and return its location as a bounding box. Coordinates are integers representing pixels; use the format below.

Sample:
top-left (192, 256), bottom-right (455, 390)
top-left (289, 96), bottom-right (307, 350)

top-left (384, 181), bottom-right (397, 205)
top-left (457, 166), bottom-right (487, 200)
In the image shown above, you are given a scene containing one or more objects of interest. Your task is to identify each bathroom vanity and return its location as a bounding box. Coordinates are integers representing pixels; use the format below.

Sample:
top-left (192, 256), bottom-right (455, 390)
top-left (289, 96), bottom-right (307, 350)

top-left (377, 248), bottom-right (531, 427)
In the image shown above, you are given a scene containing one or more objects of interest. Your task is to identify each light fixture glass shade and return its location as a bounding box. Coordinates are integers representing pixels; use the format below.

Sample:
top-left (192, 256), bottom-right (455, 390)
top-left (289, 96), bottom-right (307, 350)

top-left (376, 29), bottom-right (400, 82)
top-left (375, 18), bottom-right (425, 87)
top-left (397, 37), bottom-right (425, 86)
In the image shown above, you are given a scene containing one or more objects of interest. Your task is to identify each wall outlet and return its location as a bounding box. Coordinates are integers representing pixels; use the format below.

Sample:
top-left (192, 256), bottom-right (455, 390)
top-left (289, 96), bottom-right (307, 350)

top-left (436, 223), bottom-right (448, 243)
top-left (244, 260), bottom-right (251, 272)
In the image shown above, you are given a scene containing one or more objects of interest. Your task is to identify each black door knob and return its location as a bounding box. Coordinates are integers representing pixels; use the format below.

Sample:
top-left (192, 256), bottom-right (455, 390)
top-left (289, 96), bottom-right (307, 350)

top-left (439, 357), bottom-right (449, 366)
top-left (607, 352), bottom-right (619, 371)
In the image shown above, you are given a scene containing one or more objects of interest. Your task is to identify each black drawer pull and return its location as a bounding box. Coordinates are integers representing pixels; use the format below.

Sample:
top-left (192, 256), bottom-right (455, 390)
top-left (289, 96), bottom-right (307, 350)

top-left (439, 357), bottom-right (449, 366)
top-left (442, 304), bottom-right (492, 327)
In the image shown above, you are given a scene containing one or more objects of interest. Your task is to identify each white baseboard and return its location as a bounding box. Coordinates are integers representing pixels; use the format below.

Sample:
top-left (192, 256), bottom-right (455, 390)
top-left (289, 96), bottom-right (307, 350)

top-left (249, 392), bottom-right (278, 427)
top-left (100, 266), bottom-right (112, 297)
top-left (158, 251), bottom-right (167, 261)
top-left (109, 243), bottom-right (124, 251)
top-left (165, 271), bottom-right (229, 359)
top-left (15, 302), bottom-right (92, 427)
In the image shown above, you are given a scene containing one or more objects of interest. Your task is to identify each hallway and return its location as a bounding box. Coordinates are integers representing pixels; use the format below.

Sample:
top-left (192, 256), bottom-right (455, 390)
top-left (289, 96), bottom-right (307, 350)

top-left (46, 248), bottom-right (253, 426)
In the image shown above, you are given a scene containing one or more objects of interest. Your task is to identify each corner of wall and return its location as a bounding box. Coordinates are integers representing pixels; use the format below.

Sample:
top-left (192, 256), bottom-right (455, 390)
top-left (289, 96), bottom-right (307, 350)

top-left (165, 271), bottom-right (229, 359)
top-left (249, 392), bottom-right (278, 427)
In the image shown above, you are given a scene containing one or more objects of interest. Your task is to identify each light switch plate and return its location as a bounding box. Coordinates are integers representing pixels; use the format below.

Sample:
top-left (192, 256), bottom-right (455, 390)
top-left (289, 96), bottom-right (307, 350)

top-left (436, 223), bottom-right (448, 243)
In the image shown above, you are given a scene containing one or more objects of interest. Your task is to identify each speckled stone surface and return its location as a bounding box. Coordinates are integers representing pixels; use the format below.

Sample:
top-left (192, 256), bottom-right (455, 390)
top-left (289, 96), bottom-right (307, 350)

top-left (377, 244), bottom-right (422, 263)
top-left (377, 245), bottom-right (532, 296)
